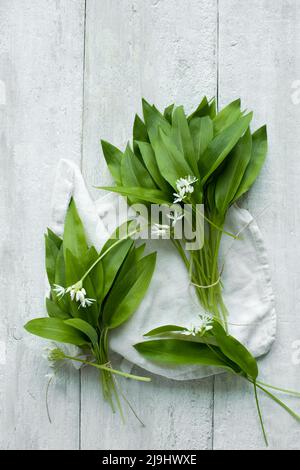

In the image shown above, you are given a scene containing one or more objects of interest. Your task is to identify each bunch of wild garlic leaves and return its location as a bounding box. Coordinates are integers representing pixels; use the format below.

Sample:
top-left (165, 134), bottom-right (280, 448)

top-left (100, 97), bottom-right (266, 327)
top-left (100, 98), bottom-right (300, 444)
top-left (25, 200), bottom-right (156, 415)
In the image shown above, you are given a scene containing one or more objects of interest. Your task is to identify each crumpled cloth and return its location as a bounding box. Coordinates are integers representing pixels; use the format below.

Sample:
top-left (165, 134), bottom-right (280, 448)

top-left (50, 159), bottom-right (276, 380)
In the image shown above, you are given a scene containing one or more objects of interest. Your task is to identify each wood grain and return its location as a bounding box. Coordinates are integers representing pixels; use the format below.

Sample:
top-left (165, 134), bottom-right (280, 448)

top-left (0, 0), bottom-right (85, 449)
top-left (80, 0), bottom-right (218, 450)
top-left (1, 0), bottom-right (300, 450)
top-left (214, 0), bottom-right (300, 449)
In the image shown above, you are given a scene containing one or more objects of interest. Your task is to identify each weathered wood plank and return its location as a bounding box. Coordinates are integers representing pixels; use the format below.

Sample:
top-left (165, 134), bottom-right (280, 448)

top-left (0, 0), bottom-right (85, 449)
top-left (215, 0), bottom-right (300, 449)
top-left (81, 0), bottom-right (218, 450)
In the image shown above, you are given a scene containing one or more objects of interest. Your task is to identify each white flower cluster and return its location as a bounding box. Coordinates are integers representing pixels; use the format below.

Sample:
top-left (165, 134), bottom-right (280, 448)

top-left (166, 209), bottom-right (184, 227)
top-left (173, 176), bottom-right (198, 203)
top-left (43, 343), bottom-right (85, 381)
top-left (151, 209), bottom-right (184, 238)
top-left (184, 313), bottom-right (214, 336)
top-left (53, 283), bottom-right (95, 309)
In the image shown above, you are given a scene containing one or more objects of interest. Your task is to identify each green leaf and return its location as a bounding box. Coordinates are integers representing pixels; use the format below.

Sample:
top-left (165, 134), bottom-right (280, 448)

top-left (208, 98), bottom-right (217, 119)
top-left (189, 116), bottom-right (214, 162)
top-left (215, 128), bottom-right (252, 215)
top-left (53, 246), bottom-right (70, 314)
top-left (97, 186), bottom-right (171, 205)
top-left (187, 97), bottom-right (209, 121)
top-left (82, 274), bottom-right (99, 327)
top-left (115, 243), bottom-right (146, 284)
top-left (213, 321), bottom-right (258, 379)
top-left (101, 140), bottom-right (123, 186)
top-left (172, 106), bottom-right (199, 177)
top-left (47, 228), bottom-right (62, 250)
top-left (142, 98), bottom-right (171, 143)
top-left (63, 199), bottom-right (88, 261)
top-left (121, 144), bottom-right (156, 203)
top-left (200, 112), bottom-right (253, 184)
top-left (137, 141), bottom-right (170, 192)
top-left (84, 247), bottom-right (104, 304)
top-left (233, 126), bottom-right (268, 202)
top-left (134, 339), bottom-right (237, 372)
top-left (63, 249), bottom-right (86, 319)
top-left (24, 318), bottom-right (88, 346)
top-left (54, 246), bottom-right (66, 286)
top-left (46, 297), bottom-right (70, 320)
top-left (163, 103), bottom-right (174, 124)
top-left (101, 234), bottom-right (134, 297)
top-left (64, 248), bottom-right (84, 287)
top-left (144, 325), bottom-right (187, 336)
top-left (133, 114), bottom-right (149, 143)
top-left (153, 128), bottom-right (194, 190)
top-left (45, 235), bottom-right (59, 286)
top-left (64, 318), bottom-right (98, 348)
top-left (213, 99), bottom-right (242, 135)
top-left (103, 252), bottom-right (156, 329)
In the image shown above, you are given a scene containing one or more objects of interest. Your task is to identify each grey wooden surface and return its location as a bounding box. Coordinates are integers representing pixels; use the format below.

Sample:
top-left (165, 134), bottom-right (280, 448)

top-left (0, 0), bottom-right (300, 450)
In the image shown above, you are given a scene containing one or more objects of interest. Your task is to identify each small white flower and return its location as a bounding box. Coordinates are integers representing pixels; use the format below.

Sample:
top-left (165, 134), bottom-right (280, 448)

top-left (66, 284), bottom-right (96, 309)
top-left (173, 176), bottom-right (198, 203)
top-left (52, 284), bottom-right (66, 299)
top-left (44, 343), bottom-right (87, 371)
top-left (75, 288), bottom-right (86, 303)
top-left (79, 297), bottom-right (95, 309)
top-left (173, 187), bottom-right (186, 204)
top-left (151, 223), bottom-right (170, 238)
top-left (167, 210), bottom-right (184, 227)
top-left (183, 313), bottom-right (214, 337)
top-left (183, 324), bottom-right (201, 336)
top-left (198, 313), bottom-right (213, 332)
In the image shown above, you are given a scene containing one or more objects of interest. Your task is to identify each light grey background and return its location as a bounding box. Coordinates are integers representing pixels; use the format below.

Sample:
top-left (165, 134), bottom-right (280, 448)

top-left (1, 0), bottom-right (300, 450)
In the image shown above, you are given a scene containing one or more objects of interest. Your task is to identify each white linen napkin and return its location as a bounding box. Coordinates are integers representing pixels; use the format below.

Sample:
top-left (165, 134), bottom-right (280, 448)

top-left (50, 159), bottom-right (276, 380)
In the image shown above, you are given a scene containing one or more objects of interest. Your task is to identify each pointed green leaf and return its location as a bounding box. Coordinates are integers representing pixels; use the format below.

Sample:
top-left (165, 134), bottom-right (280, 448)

top-left (103, 252), bottom-right (156, 329)
top-left (121, 144), bottom-right (156, 200)
top-left (213, 99), bottom-right (242, 135)
top-left (97, 186), bottom-right (171, 205)
top-left (189, 116), bottom-right (214, 162)
top-left (187, 96), bottom-right (209, 121)
top-left (137, 141), bottom-right (170, 192)
top-left (213, 321), bottom-right (258, 379)
top-left (47, 228), bottom-right (62, 250)
top-left (134, 339), bottom-right (237, 372)
top-left (24, 318), bottom-right (88, 346)
top-left (200, 112), bottom-right (253, 184)
top-left (153, 128), bottom-right (194, 190)
top-left (215, 128), bottom-right (252, 215)
top-left (133, 114), bottom-right (149, 143)
top-left (45, 235), bottom-right (59, 286)
top-left (84, 247), bottom-right (104, 304)
top-left (63, 199), bottom-right (88, 261)
top-left (163, 103), bottom-right (174, 124)
top-left (101, 234), bottom-right (134, 297)
top-left (172, 106), bottom-right (199, 177)
top-left (46, 297), bottom-right (70, 320)
top-left (142, 98), bottom-right (171, 143)
top-left (82, 275), bottom-right (99, 327)
top-left (64, 318), bottom-right (98, 348)
top-left (233, 126), bottom-right (268, 202)
top-left (101, 140), bottom-right (123, 185)
top-left (144, 325), bottom-right (187, 336)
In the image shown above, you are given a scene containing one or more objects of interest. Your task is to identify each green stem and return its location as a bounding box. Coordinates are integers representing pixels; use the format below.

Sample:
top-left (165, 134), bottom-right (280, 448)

top-left (253, 381), bottom-right (269, 447)
top-left (63, 355), bottom-right (150, 382)
top-left (192, 205), bottom-right (238, 239)
top-left (257, 381), bottom-right (300, 398)
top-left (81, 223), bottom-right (149, 282)
top-left (255, 383), bottom-right (300, 421)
